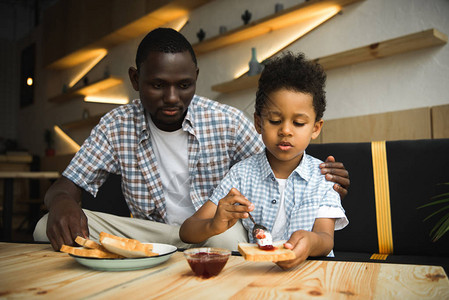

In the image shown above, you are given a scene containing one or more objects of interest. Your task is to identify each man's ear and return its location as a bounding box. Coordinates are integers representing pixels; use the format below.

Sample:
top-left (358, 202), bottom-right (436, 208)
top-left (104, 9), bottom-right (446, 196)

top-left (311, 119), bottom-right (324, 140)
top-left (254, 113), bottom-right (262, 134)
top-left (128, 67), bottom-right (139, 91)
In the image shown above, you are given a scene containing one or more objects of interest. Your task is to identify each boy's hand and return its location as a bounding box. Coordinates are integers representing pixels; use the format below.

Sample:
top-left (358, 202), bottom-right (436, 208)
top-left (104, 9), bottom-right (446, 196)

top-left (276, 230), bottom-right (312, 270)
top-left (211, 188), bottom-right (254, 234)
top-left (320, 156), bottom-right (350, 199)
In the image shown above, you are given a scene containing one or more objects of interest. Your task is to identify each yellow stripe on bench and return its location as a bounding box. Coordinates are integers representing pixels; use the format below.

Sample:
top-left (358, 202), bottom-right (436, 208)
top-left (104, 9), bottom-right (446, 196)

top-left (371, 141), bottom-right (394, 258)
top-left (370, 253), bottom-right (389, 260)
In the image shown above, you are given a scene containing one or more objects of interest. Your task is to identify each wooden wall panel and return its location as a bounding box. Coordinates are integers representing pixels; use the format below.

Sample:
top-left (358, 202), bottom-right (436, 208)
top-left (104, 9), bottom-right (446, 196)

top-left (321, 107), bottom-right (432, 143)
top-left (431, 104), bottom-right (449, 139)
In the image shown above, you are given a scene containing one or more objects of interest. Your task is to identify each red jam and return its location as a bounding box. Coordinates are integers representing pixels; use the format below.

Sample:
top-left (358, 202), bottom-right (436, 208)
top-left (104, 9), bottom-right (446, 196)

top-left (258, 245), bottom-right (276, 251)
top-left (186, 252), bottom-right (229, 278)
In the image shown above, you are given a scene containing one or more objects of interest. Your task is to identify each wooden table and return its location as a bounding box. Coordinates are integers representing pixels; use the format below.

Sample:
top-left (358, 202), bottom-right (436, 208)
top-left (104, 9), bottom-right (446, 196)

top-left (0, 172), bottom-right (60, 241)
top-left (1, 243), bottom-right (448, 299)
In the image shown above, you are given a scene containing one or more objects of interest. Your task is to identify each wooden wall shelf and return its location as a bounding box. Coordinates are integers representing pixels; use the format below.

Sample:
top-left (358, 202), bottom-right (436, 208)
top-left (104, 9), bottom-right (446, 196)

top-left (61, 114), bottom-right (104, 131)
top-left (212, 28), bottom-right (447, 93)
top-left (192, 0), bottom-right (362, 55)
top-left (49, 76), bottom-right (123, 103)
top-left (44, 0), bottom-right (213, 69)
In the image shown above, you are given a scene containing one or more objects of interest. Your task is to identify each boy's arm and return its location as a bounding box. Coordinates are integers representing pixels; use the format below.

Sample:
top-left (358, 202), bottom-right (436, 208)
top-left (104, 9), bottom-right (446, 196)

top-left (179, 200), bottom-right (222, 244)
top-left (179, 188), bottom-right (254, 244)
top-left (276, 218), bottom-right (335, 270)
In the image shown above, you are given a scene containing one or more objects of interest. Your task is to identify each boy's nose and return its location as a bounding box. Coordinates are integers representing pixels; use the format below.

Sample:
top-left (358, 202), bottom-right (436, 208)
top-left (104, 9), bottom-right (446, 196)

top-left (279, 123), bottom-right (293, 136)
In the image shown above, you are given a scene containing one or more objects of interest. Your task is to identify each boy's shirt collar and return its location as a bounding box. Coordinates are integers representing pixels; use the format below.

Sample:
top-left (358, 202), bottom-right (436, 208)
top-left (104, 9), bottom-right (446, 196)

top-left (295, 151), bottom-right (313, 182)
top-left (259, 148), bottom-right (313, 182)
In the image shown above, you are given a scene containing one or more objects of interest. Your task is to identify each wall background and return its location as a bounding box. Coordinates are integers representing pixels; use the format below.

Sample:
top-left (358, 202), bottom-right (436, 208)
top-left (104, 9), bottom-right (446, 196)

top-left (1, 0), bottom-right (448, 156)
top-left (183, 0), bottom-right (449, 120)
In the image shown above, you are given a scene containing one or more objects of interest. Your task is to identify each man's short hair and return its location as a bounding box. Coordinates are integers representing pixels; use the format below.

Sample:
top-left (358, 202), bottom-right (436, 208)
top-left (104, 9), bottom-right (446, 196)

top-left (135, 28), bottom-right (197, 70)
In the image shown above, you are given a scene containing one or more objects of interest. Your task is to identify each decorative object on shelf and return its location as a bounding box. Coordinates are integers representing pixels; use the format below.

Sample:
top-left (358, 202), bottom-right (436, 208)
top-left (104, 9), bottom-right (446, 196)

top-left (275, 3), bottom-right (284, 13)
top-left (219, 26), bottom-right (228, 34)
top-left (62, 84), bottom-right (68, 93)
top-left (83, 77), bottom-right (89, 86)
top-left (248, 47), bottom-right (263, 76)
top-left (104, 66), bottom-right (110, 79)
top-left (192, 0), bottom-right (363, 56)
top-left (196, 29), bottom-right (206, 42)
top-left (241, 10), bottom-right (252, 25)
top-left (82, 109), bottom-right (90, 120)
top-left (44, 129), bottom-right (55, 156)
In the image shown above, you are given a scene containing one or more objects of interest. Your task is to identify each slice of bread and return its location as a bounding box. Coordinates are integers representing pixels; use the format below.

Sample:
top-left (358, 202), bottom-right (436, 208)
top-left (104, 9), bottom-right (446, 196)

top-left (99, 232), bottom-right (158, 258)
top-left (238, 241), bottom-right (296, 262)
top-left (75, 236), bottom-right (104, 250)
top-left (60, 244), bottom-right (124, 258)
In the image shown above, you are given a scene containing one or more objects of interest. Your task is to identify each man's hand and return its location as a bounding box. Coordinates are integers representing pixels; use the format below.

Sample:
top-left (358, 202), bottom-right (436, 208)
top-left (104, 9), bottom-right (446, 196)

top-left (43, 177), bottom-right (87, 251)
top-left (211, 188), bottom-right (254, 235)
top-left (46, 199), bottom-right (89, 251)
top-left (320, 156), bottom-right (350, 199)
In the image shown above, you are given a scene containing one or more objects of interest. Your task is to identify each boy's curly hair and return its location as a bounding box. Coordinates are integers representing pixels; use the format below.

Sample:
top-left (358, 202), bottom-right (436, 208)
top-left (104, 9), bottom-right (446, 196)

top-left (255, 52), bottom-right (326, 121)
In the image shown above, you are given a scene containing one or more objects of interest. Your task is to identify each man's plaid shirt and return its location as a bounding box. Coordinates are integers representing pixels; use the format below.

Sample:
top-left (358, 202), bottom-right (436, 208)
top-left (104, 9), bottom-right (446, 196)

top-left (63, 95), bottom-right (264, 223)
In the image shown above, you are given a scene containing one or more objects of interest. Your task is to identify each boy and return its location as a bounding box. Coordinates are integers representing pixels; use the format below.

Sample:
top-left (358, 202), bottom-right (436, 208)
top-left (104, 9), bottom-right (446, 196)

top-left (180, 52), bottom-right (348, 269)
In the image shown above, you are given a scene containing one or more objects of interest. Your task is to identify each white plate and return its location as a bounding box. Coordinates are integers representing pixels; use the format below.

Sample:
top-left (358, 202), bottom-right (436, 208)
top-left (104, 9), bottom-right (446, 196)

top-left (70, 243), bottom-right (177, 271)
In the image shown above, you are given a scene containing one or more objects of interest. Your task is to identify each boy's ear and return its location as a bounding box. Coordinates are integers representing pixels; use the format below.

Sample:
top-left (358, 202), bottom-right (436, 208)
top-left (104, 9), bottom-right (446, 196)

top-left (311, 119), bottom-right (324, 140)
top-left (253, 113), bottom-right (262, 134)
top-left (128, 67), bottom-right (139, 92)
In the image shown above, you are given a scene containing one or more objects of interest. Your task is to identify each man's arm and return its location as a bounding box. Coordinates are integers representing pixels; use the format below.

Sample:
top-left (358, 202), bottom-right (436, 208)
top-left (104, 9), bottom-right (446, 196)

top-left (320, 156), bottom-right (350, 199)
top-left (44, 176), bottom-right (88, 251)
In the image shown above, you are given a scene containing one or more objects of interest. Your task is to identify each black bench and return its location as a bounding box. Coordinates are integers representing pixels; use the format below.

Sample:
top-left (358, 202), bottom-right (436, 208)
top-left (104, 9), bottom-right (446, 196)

top-left (308, 139), bottom-right (449, 273)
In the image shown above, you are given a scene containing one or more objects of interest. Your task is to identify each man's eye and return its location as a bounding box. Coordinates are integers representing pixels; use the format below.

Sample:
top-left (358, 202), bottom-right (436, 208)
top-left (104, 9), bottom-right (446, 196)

top-left (268, 120), bottom-right (281, 125)
top-left (152, 83), bottom-right (162, 89)
top-left (179, 83), bottom-right (191, 89)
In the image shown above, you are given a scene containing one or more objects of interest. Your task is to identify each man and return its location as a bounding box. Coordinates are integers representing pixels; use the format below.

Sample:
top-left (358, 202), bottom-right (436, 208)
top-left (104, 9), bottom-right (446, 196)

top-left (34, 28), bottom-right (350, 251)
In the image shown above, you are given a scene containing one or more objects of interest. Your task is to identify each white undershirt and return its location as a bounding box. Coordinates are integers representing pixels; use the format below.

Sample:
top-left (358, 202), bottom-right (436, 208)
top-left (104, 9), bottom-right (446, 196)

top-left (271, 179), bottom-right (287, 241)
top-left (271, 178), bottom-right (348, 241)
top-left (147, 115), bottom-right (195, 225)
